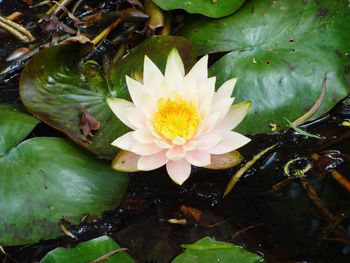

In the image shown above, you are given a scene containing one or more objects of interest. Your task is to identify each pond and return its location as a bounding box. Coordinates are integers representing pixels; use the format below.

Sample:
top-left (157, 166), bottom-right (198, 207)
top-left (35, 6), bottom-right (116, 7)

top-left (0, 0), bottom-right (349, 262)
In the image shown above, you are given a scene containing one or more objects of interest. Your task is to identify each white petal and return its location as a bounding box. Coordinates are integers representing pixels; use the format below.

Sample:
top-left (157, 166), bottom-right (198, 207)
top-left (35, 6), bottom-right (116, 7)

top-left (143, 55), bottom-right (164, 91)
top-left (196, 134), bottom-right (223, 150)
top-left (213, 78), bottom-right (237, 104)
top-left (165, 49), bottom-right (184, 85)
top-left (209, 131), bottom-right (251, 155)
top-left (139, 92), bottom-right (157, 117)
top-left (172, 136), bottom-right (186, 145)
top-left (197, 77), bottom-right (216, 104)
top-left (185, 55), bottom-right (208, 84)
top-left (125, 107), bottom-right (146, 129)
top-left (210, 97), bottom-right (234, 120)
top-left (166, 146), bottom-right (186, 161)
top-left (126, 75), bottom-right (144, 106)
top-left (137, 151), bottom-right (167, 171)
top-left (111, 131), bottom-right (136, 151)
top-left (106, 98), bottom-right (137, 130)
top-left (112, 150), bottom-right (139, 172)
top-left (166, 159), bottom-right (192, 185)
top-left (198, 77), bottom-right (216, 118)
top-left (154, 139), bottom-right (173, 149)
top-left (178, 77), bottom-right (198, 105)
top-left (145, 119), bottom-right (162, 139)
top-left (185, 150), bottom-right (211, 167)
top-left (132, 142), bottom-right (162, 156)
top-left (132, 129), bottom-right (155, 143)
top-left (196, 112), bottom-right (221, 135)
top-left (183, 140), bottom-right (199, 151)
top-left (215, 101), bottom-right (252, 131)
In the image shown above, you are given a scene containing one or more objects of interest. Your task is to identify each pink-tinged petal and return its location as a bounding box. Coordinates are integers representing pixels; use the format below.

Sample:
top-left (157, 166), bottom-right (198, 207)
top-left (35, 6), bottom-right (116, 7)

top-left (132, 142), bottom-right (162, 156)
top-left (209, 131), bottom-right (251, 155)
top-left (106, 98), bottom-right (137, 130)
top-left (196, 134), bottom-right (223, 150)
top-left (125, 107), bottom-right (146, 129)
top-left (154, 139), bottom-right (173, 149)
top-left (112, 150), bottom-right (139, 172)
top-left (196, 112), bottom-right (221, 135)
top-left (166, 146), bottom-right (186, 161)
top-left (137, 150), bottom-right (167, 171)
top-left (205, 151), bottom-right (244, 170)
top-left (185, 150), bottom-right (211, 167)
top-left (111, 131), bottom-right (136, 151)
top-left (143, 55), bottom-right (164, 90)
top-left (215, 101), bottom-right (252, 131)
top-left (172, 136), bottom-right (186, 145)
top-left (166, 159), bottom-right (192, 185)
top-left (183, 140), bottom-right (199, 151)
top-left (132, 129), bottom-right (155, 144)
top-left (126, 75), bottom-right (145, 106)
top-left (213, 78), bottom-right (237, 103)
top-left (165, 49), bottom-right (185, 84)
top-left (185, 55), bottom-right (208, 84)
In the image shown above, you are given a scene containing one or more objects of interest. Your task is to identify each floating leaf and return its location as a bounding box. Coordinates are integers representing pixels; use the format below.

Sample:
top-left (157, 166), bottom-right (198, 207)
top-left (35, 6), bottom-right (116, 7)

top-left (20, 36), bottom-right (196, 159)
top-left (182, 0), bottom-right (350, 134)
top-left (40, 236), bottom-right (135, 263)
top-left (152, 0), bottom-right (246, 18)
top-left (0, 105), bottom-right (128, 245)
top-left (172, 237), bottom-right (264, 263)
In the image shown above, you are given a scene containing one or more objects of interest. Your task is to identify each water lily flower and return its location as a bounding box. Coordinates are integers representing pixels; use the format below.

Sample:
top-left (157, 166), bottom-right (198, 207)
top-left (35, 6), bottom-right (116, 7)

top-left (107, 49), bottom-right (251, 185)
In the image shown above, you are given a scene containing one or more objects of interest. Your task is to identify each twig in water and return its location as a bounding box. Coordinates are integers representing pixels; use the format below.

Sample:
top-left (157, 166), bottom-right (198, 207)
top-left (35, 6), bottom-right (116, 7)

top-left (311, 153), bottom-right (350, 192)
top-left (292, 73), bottom-right (327, 126)
top-left (224, 144), bottom-right (278, 197)
top-left (89, 248), bottom-right (129, 263)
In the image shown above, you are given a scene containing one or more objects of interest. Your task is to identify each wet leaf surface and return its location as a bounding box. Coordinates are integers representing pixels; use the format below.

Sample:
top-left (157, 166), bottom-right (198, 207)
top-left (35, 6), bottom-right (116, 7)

top-left (152, 0), bottom-right (246, 18)
top-left (172, 236), bottom-right (263, 263)
top-left (0, 105), bottom-right (128, 245)
top-left (181, 0), bottom-right (350, 134)
top-left (40, 236), bottom-right (135, 263)
top-left (20, 36), bottom-right (196, 159)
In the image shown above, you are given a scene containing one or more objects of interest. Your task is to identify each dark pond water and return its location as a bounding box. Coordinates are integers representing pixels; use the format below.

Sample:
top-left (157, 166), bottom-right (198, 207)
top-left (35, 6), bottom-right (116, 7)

top-left (0, 1), bottom-right (350, 262)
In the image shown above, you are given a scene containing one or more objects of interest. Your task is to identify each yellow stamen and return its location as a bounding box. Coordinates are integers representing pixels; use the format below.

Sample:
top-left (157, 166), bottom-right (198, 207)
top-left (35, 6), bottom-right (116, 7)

top-left (153, 97), bottom-right (201, 140)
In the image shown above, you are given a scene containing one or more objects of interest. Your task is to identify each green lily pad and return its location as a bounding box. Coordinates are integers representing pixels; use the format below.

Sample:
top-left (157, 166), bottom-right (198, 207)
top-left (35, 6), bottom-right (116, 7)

top-left (182, 0), bottom-right (350, 134)
top-left (152, 0), bottom-right (246, 18)
top-left (40, 236), bottom-right (135, 263)
top-left (20, 36), bottom-right (196, 159)
top-left (172, 237), bottom-right (264, 263)
top-left (0, 105), bottom-right (128, 245)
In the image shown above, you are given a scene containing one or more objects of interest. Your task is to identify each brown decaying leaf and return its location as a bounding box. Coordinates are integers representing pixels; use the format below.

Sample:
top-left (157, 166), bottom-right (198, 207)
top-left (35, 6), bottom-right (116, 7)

top-left (80, 108), bottom-right (100, 136)
top-left (127, 0), bottom-right (144, 9)
top-left (179, 205), bottom-right (202, 222)
top-left (60, 224), bottom-right (77, 239)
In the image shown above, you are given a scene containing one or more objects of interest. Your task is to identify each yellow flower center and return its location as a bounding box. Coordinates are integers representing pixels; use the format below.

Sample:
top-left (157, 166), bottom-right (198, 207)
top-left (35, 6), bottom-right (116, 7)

top-left (153, 97), bottom-right (201, 141)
